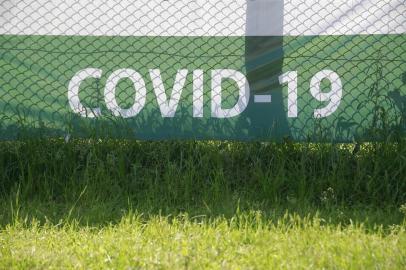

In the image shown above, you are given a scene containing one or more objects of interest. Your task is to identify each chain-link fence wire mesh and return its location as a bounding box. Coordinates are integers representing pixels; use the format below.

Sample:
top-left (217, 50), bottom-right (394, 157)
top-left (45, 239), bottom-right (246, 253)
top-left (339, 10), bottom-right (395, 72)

top-left (0, 0), bottom-right (405, 141)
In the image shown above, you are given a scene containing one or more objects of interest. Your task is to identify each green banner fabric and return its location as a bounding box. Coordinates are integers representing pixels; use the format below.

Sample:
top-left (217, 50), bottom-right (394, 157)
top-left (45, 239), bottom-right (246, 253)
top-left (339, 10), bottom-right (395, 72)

top-left (0, 1), bottom-right (405, 141)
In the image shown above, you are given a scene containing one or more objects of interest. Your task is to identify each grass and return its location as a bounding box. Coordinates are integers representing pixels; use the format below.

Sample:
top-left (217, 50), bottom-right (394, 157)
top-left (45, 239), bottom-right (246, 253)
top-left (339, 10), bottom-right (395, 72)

top-left (0, 139), bottom-right (405, 269)
top-left (2, 212), bottom-right (406, 269)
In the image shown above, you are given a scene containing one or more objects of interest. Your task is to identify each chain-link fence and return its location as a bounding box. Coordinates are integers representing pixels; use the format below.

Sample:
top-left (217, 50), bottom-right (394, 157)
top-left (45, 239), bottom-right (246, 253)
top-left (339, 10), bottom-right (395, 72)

top-left (0, 0), bottom-right (405, 141)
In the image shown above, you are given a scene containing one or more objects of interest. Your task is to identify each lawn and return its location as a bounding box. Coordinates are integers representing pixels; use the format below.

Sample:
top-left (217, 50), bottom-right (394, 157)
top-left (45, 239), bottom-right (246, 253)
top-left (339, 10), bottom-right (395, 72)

top-left (2, 210), bottom-right (406, 269)
top-left (0, 139), bottom-right (405, 269)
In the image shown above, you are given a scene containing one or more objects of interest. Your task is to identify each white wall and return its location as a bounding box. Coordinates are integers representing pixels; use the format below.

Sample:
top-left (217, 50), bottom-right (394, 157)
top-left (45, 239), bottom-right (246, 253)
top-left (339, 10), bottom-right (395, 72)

top-left (0, 0), bottom-right (404, 36)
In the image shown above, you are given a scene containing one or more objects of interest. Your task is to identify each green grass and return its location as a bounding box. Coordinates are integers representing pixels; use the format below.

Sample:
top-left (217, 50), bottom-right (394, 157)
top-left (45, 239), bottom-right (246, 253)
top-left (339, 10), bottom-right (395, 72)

top-left (2, 212), bottom-right (406, 269)
top-left (0, 139), bottom-right (405, 269)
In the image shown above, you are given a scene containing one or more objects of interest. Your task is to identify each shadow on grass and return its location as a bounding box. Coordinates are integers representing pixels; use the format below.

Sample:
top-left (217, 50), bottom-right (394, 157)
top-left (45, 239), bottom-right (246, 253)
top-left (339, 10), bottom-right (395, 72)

top-left (0, 139), bottom-right (405, 230)
top-left (2, 196), bottom-right (405, 233)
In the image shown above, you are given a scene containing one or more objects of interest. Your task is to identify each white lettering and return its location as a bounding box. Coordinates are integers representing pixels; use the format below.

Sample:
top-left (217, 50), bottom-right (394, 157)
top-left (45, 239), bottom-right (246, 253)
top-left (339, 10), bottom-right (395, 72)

top-left (68, 68), bottom-right (102, 118)
top-left (104, 69), bottom-right (147, 118)
top-left (211, 69), bottom-right (250, 118)
top-left (150, 69), bottom-right (187, 117)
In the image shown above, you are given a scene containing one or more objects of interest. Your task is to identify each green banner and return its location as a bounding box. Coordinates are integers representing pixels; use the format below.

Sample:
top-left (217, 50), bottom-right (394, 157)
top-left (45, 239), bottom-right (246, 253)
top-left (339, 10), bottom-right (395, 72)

top-left (0, 34), bottom-right (404, 141)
